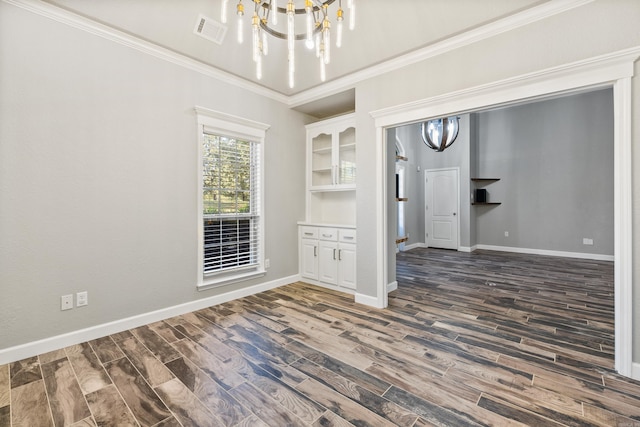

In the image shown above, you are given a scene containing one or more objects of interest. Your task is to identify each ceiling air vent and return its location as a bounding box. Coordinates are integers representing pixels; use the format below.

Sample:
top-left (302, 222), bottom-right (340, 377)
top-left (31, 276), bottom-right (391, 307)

top-left (194, 14), bottom-right (227, 45)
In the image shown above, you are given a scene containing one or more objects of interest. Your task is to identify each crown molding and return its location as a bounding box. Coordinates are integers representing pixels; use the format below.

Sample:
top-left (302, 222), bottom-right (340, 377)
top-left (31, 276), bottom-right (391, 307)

top-left (5, 0), bottom-right (594, 109)
top-left (2, 0), bottom-right (289, 105)
top-left (369, 45), bottom-right (640, 126)
top-left (288, 0), bottom-right (595, 107)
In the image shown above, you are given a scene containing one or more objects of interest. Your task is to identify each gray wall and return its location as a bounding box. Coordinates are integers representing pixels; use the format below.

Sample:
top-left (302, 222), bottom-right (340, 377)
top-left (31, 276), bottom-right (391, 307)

top-left (354, 0), bottom-right (640, 361)
top-left (391, 115), bottom-right (472, 252)
top-left (390, 91), bottom-right (614, 258)
top-left (475, 89), bottom-right (614, 255)
top-left (0, 3), bottom-right (307, 350)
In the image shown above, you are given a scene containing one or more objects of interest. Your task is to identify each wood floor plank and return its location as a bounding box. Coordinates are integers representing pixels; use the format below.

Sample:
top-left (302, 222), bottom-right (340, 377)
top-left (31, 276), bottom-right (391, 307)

top-left (224, 323), bottom-right (300, 366)
top-left (233, 414), bottom-right (270, 427)
top-left (39, 349), bottom-right (67, 365)
top-left (10, 379), bottom-right (53, 427)
top-left (153, 416), bottom-right (183, 427)
top-left (291, 357), bottom-right (418, 426)
top-left (148, 320), bottom-right (185, 344)
top-left (117, 335), bottom-right (174, 387)
top-left (445, 368), bottom-right (589, 425)
top-left (0, 364), bottom-right (9, 408)
top-left (311, 410), bottom-right (355, 427)
top-left (0, 406), bottom-right (9, 427)
top-left (477, 394), bottom-right (567, 427)
top-left (230, 382), bottom-right (309, 427)
top-left (130, 325), bottom-right (181, 364)
top-left (382, 386), bottom-right (483, 427)
top-left (295, 377), bottom-right (400, 427)
top-left (65, 342), bottom-right (112, 395)
top-left (10, 356), bottom-right (41, 388)
top-left (288, 342), bottom-right (390, 395)
top-left (154, 378), bottom-right (223, 427)
top-left (5, 248), bottom-right (639, 427)
top-left (172, 321), bottom-right (238, 363)
top-left (237, 360), bottom-right (326, 424)
top-left (165, 356), bottom-right (250, 427)
top-left (104, 356), bottom-right (172, 426)
top-left (85, 384), bottom-right (138, 427)
top-left (70, 416), bottom-right (96, 426)
top-left (171, 338), bottom-right (245, 390)
top-left (89, 336), bottom-right (124, 364)
top-left (532, 373), bottom-right (640, 419)
top-left (41, 357), bottom-right (92, 426)
top-left (582, 402), bottom-right (640, 427)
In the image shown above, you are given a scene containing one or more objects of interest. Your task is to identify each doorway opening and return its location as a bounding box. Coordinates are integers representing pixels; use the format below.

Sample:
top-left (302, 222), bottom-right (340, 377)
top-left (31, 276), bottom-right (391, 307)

top-left (370, 51), bottom-right (635, 378)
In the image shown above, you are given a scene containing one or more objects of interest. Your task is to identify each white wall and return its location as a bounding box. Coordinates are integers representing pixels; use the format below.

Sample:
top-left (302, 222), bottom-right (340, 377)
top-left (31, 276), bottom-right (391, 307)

top-left (0, 3), bottom-right (307, 351)
top-left (353, 0), bottom-right (640, 360)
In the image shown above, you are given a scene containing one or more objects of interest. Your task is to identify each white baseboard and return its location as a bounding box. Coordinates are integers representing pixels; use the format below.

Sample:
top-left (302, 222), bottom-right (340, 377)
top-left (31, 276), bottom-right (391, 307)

top-left (0, 274), bottom-right (299, 365)
top-left (387, 281), bottom-right (398, 293)
top-left (474, 244), bottom-right (614, 261)
top-left (631, 362), bottom-right (640, 381)
top-left (355, 292), bottom-right (384, 308)
top-left (459, 245), bottom-right (477, 253)
top-left (403, 242), bottom-right (427, 251)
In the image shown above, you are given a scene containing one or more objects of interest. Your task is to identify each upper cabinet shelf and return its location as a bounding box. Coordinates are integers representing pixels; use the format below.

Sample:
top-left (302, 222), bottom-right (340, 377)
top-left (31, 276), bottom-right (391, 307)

top-left (307, 114), bottom-right (356, 191)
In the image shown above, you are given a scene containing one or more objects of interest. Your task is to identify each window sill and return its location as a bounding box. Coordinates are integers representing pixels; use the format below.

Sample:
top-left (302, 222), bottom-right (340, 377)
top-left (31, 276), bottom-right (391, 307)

top-left (197, 269), bottom-right (266, 291)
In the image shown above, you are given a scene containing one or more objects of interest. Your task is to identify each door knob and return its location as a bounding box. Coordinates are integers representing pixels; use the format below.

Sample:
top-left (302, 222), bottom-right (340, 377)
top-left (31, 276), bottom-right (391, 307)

top-left (453, 212), bottom-right (457, 216)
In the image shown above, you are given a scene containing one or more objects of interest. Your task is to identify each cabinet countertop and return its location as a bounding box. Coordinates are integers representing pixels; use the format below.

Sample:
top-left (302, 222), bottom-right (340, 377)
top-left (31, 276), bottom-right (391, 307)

top-left (298, 221), bottom-right (356, 229)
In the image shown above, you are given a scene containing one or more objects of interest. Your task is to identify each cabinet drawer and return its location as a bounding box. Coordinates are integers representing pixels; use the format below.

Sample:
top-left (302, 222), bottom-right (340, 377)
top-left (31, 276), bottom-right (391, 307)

top-left (339, 229), bottom-right (356, 243)
top-left (318, 228), bottom-right (338, 241)
top-left (300, 226), bottom-right (318, 239)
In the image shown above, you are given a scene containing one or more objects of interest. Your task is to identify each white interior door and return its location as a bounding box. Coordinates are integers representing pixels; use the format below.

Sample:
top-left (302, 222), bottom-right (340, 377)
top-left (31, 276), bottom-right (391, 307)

top-left (425, 168), bottom-right (459, 250)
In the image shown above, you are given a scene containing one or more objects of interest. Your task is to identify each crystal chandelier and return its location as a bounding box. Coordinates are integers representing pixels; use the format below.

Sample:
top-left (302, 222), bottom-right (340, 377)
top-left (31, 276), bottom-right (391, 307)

top-left (220, 0), bottom-right (356, 88)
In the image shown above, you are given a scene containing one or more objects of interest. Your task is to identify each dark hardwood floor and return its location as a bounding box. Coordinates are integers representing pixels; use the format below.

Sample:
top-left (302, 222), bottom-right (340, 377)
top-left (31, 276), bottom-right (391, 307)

top-left (2, 248), bottom-right (639, 426)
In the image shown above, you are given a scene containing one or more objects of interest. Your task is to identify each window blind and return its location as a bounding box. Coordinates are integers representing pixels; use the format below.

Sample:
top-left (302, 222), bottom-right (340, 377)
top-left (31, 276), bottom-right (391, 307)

top-left (202, 133), bottom-right (260, 275)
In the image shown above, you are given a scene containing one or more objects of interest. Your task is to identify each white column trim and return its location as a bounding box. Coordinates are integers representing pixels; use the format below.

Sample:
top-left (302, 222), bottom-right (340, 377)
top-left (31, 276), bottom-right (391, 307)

top-left (613, 76), bottom-right (634, 377)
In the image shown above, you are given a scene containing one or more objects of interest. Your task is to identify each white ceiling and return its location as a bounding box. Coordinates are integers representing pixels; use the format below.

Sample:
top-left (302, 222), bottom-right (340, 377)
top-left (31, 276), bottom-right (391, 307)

top-left (42, 0), bottom-right (549, 116)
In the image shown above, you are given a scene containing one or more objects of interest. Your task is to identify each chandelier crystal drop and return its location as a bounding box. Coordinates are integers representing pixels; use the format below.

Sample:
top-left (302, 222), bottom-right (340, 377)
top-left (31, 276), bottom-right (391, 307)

top-left (221, 0), bottom-right (355, 88)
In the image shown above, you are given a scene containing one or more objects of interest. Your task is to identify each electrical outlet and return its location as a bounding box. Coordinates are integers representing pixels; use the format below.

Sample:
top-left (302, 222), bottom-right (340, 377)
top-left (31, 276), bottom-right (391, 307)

top-left (583, 238), bottom-right (594, 245)
top-left (76, 291), bottom-right (88, 307)
top-left (504, 231), bottom-right (509, 237)
top-left (61, 294), bottom-right (73, 311)
top-left (265, 259), bottom-right (270, 269)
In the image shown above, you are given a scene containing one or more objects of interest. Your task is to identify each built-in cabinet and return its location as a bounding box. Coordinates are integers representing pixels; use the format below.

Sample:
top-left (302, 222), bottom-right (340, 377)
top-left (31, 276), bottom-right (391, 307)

top-left (299, 225), bottom-right (356, 291)
top-left (300, 113), bottom-right (357, 293)
top-left (309, 115), bottom-right (356, 190)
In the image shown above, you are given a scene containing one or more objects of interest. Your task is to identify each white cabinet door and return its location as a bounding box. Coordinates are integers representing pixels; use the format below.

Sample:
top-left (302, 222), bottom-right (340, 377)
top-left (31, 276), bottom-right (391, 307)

top-left (307, 114), bottom-right (356, 191)
top-left (318, 241), bottom-right (338, 285)
top-left (300, 239), bottom-right (318, 280)
top-left (337, 243), bottom-right (356, 289)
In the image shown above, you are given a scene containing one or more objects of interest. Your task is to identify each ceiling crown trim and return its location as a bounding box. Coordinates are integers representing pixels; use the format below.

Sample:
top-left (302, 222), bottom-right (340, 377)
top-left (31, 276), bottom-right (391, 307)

top-left (288, 0), bottom-right (595, 107)
top-left (5, 0), bottom-right (594, 109)
top-left (3, 0), bottom-right (289, 104)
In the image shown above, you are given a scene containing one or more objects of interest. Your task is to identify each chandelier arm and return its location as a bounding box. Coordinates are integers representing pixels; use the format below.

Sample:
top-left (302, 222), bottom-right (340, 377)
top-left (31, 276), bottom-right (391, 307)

top-left (440, 117), bottom-right (450, 151)
top-left (259, 0), bottom-right (335, 15)
top-left (260, 18), bottom-right (322, 40)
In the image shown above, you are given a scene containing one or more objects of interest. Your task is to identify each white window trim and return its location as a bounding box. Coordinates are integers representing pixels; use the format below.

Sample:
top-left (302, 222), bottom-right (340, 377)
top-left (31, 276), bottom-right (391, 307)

top-left (195, 106), bottom-right (270, 290)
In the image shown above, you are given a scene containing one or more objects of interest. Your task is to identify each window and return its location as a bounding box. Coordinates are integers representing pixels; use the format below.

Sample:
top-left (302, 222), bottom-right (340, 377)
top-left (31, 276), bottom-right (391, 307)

top-left (196, 107), bottom-right (269, 289)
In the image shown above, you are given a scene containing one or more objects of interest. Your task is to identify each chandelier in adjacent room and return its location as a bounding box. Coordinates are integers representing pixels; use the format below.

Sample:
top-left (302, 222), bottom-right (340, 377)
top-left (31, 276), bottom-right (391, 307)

top-left (421, 117), bottom-right (461, 152)
top-left (220, 0), bottom-right (356, 88)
